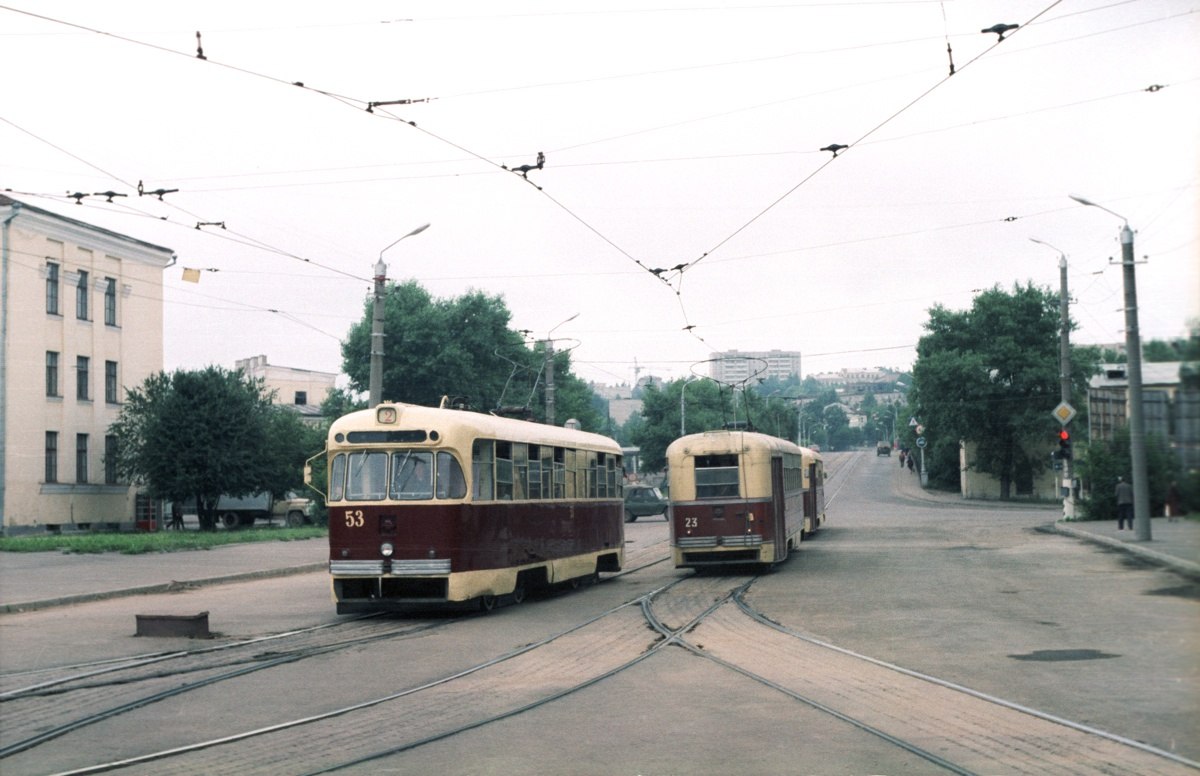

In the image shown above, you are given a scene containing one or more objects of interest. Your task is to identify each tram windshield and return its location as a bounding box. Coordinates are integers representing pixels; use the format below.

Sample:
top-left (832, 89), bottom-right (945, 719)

top-left (333, 449), bottom-right (466, 502)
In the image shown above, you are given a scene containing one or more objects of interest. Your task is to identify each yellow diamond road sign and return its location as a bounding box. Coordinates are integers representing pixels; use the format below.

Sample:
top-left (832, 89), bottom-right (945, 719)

top-left (1053, 402), bottom-right (1076, 425)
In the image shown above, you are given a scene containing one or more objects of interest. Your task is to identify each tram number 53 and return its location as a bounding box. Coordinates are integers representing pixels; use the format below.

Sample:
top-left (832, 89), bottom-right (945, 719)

top-left (344, 510), bottom-right (365, 528)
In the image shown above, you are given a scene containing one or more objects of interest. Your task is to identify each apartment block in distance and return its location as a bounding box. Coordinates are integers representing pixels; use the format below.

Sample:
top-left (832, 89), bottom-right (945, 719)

top-left (709, 349), bottom-right (802, 383)
top-left (1, 195), bottom-right (174, 534)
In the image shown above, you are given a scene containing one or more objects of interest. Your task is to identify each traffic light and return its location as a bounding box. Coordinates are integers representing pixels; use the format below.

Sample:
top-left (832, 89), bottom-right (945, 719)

top-left (1058, 429), bottom-right (1072, 460)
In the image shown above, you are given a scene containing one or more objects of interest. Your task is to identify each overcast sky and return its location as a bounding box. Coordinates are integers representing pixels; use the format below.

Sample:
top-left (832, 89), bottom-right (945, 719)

top-left (3, 1), bottom-right (1197, 391)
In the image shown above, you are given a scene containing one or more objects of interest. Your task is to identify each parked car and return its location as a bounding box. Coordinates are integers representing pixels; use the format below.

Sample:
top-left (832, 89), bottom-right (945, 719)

top-left (876, 441), bottom-right (892, 456)
top-left (623, 484), bottom-right (668, 523)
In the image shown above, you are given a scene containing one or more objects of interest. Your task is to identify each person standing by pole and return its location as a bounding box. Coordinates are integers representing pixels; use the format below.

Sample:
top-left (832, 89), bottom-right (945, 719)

top-left (1115, 476), bottom-right (1134, 531)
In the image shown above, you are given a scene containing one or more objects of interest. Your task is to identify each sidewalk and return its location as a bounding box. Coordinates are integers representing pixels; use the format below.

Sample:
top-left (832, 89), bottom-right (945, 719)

top-left (0, 539), bottom-right (327, 613)
top-left (892, 465), bottom-right (1200, 580)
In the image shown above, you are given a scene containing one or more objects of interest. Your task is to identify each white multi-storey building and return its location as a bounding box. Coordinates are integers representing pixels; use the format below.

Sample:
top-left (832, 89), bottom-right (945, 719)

top-left (1, 196), bottom-right (174, 533)
top-left (235, 355), bottom-right (337, 423)
top-left (709, 349), bottom-right (802, 383)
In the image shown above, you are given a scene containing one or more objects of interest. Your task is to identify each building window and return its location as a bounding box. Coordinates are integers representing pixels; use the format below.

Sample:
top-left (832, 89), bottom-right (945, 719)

top-left (76, 434), bottom-right (89, 483)
top-left (76, 270), bottom-right (89, 320)
top-left (105, 435), bottom-right (119, 484)
top-left (46, 351), bottom-right (60, 397)
top-left (104, 277), bottom-right (117, 326)
top-left (46, 262), bottom-right (60, 314)
top-left (105, 361), bottom-right (118, 404)
top-left (295, 391), bottom-right (307, 405)
top-left (77, 356), bottom-right (90, 400)
top-left (45, 431), bottom-right (59, 483)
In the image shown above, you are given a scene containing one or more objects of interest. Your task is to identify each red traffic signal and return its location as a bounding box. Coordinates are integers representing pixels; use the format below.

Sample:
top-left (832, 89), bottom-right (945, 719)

top-left (1058, 428), bottom-right (1072, 459)
top-left (1059, 429), bottom-right (1070, 441)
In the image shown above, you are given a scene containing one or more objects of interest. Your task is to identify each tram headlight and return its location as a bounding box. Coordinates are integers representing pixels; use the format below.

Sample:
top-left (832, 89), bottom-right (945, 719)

top-left (380, 542), bottom-right (394, 557)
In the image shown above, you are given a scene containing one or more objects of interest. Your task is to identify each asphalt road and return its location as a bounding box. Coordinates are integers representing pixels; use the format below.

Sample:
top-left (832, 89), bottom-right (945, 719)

top-left (1, 452), bottom-right (1196, 775)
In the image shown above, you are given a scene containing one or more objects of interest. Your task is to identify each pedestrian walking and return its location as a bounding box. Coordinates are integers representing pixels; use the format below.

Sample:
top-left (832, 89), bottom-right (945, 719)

top-left (1165, 481), bottom-right (1184, 522)
top-left (907, 454), bottom-right (915, 473)
top-left (169, 500), bottom-right (184, 530)
top-left (1115, 476), bottom-right (1134, 530)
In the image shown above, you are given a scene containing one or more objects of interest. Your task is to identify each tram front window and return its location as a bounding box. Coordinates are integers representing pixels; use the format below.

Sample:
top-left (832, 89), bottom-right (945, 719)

top-left (391, 451), bottom-right (434, 500)
top-left (347, 451), bottom-right (388, 501)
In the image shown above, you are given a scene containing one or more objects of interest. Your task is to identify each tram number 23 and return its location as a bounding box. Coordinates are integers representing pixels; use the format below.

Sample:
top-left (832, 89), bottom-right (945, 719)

top-left (343, 510), bottom-right (365, 528)
top-left (684, 517), bottom-right (699, 528)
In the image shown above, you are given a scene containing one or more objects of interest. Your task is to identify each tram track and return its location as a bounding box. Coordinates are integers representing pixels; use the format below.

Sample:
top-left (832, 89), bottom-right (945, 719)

top-left (0, 548), bottom-right (673, 772)
top-left (14, 551), bottom-right (1196, 775)
top-left (12, 454), bottom-right (1190, 775)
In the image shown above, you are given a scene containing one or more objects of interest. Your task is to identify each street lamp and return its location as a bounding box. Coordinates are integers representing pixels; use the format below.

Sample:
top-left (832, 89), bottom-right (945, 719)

top-left (1030, 237), bottom-right (1075, 519)
top-left (369, 223), bottom-right (430, 408)
top-left (1069, 194), bottom-right (1150, 540)
top-left (544, 312), bottom-right (579, 426)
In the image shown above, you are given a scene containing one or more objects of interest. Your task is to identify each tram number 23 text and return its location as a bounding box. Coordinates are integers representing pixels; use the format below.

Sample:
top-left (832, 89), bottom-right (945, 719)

top-left (343, 510), bottom-right (365, 528)
top-left (684, 517), bottom-right (698, 528)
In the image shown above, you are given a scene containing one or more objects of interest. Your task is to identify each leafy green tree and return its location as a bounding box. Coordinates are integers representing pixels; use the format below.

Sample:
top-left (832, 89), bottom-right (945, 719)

top-left (632, 378), bottom-right (735, 471)
top-left (340, 281), bottom-right (606, 432)
top-left (912, 283), bottom-right (1098, 496)
top-left (1076, 427), bottom-right (1177, 520)
top-left (342, 282), bottom-right (529, 412)
top-left (320, 386), bottom-right (365, 421)
top-left (109, 367), bottom-right (313, 530)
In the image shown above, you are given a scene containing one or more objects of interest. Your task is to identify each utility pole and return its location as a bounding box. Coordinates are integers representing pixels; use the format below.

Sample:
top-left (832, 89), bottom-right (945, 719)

top-left (544, 313), bottom-right (579, 426)
top-left (545, 337), bottom-right (557, 427)
top-left (369, 223), bottom-right (430, 408)
top-left (1032, 238), bottom-right (1075, 518)
top-left (1119, 223), bottom-right (1151, 540)
top-left (1070, 195), bottom-right (1149, 540)
top-left (368, 260), bottom-right (387, 409)
top-left (1058, 249), bottom-right (1075, 519)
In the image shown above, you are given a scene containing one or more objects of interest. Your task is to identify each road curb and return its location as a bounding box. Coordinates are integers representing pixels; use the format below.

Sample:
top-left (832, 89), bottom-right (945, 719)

top-left (1051, 523), bottom-right (1200, 580)
top-left (0, 562), bottom-right (327, 615)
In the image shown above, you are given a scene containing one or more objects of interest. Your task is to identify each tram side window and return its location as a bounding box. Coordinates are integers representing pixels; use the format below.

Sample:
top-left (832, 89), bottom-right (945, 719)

top-left (347, 451), bottom-right (388, 501)
top-left (390, 451), bottom-right (434, 500)
top-left (528, 444), bottom-right (542, 500)
top-left (695, 454), bottom-right (740, 499)
top-left (495, 441), bottom-right (513, 500)
top-left (587, 451), bottom-right (598, 498)
top-left (564, 448), bottom-right (577, 498)
top-left (608, 455), bottom-right (621, 496)
top-left (329, 453), bottom-right (346, 502)
top-left (513, 443), bottom-right (528, 500)
top-left (541, 446), bottom-right (553, 499)
top-left (436, 451), bottom-right (468, 499)
top-left (472, 440), bottom-right (495, 500)
top-left (552, 447), bottom-right (566, 498)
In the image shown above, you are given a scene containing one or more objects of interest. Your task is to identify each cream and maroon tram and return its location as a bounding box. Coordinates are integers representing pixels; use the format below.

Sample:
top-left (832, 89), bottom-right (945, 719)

top-left (310, 401), bottom-right (625, 613)
top-left (666, 429), bottom-right (824, 569)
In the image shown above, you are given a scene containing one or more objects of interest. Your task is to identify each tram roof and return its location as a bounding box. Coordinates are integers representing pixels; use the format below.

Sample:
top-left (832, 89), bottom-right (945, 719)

top-left (329, 402), bottom-right (622, 453)
top-left (666, 429), bottom-right (819, 460)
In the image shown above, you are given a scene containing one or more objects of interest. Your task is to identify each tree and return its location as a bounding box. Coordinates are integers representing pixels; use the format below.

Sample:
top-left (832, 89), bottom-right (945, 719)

top-left (340, 281), bottom-right (607, 432)
top-left (109, 367), bottom-right (315, 530)
top-left (632, 378), bottom-right (735, 471)
top-left (912, 282), bottom-right (1098, 497)
top-left (342, 282), bottom-right (530, 412)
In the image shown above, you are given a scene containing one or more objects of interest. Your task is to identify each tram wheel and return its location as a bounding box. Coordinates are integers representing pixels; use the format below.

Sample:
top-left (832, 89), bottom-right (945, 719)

top-left (510, 584), bottom-right (526, 605)
top-left (478, 594), bottom-right (498, 612)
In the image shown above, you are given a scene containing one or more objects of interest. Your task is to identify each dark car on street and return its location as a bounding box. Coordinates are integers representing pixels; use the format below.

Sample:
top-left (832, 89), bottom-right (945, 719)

top-left (623, 484), bottom-right (668, 522)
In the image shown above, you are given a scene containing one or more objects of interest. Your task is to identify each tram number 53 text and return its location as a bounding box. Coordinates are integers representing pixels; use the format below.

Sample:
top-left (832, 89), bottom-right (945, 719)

top-left (344, 510), bottom-right (365, 528)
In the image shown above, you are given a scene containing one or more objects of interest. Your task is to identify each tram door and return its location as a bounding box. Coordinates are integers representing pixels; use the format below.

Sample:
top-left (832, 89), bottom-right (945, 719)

top-left (803, 461), bottom-right (821, 532)
top-left (770, 457), bottom-right (787, 562)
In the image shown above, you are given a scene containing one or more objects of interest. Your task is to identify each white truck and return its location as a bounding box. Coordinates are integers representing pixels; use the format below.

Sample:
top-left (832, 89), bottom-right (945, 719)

top-left (217, 491), bottom-right (315, 529)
